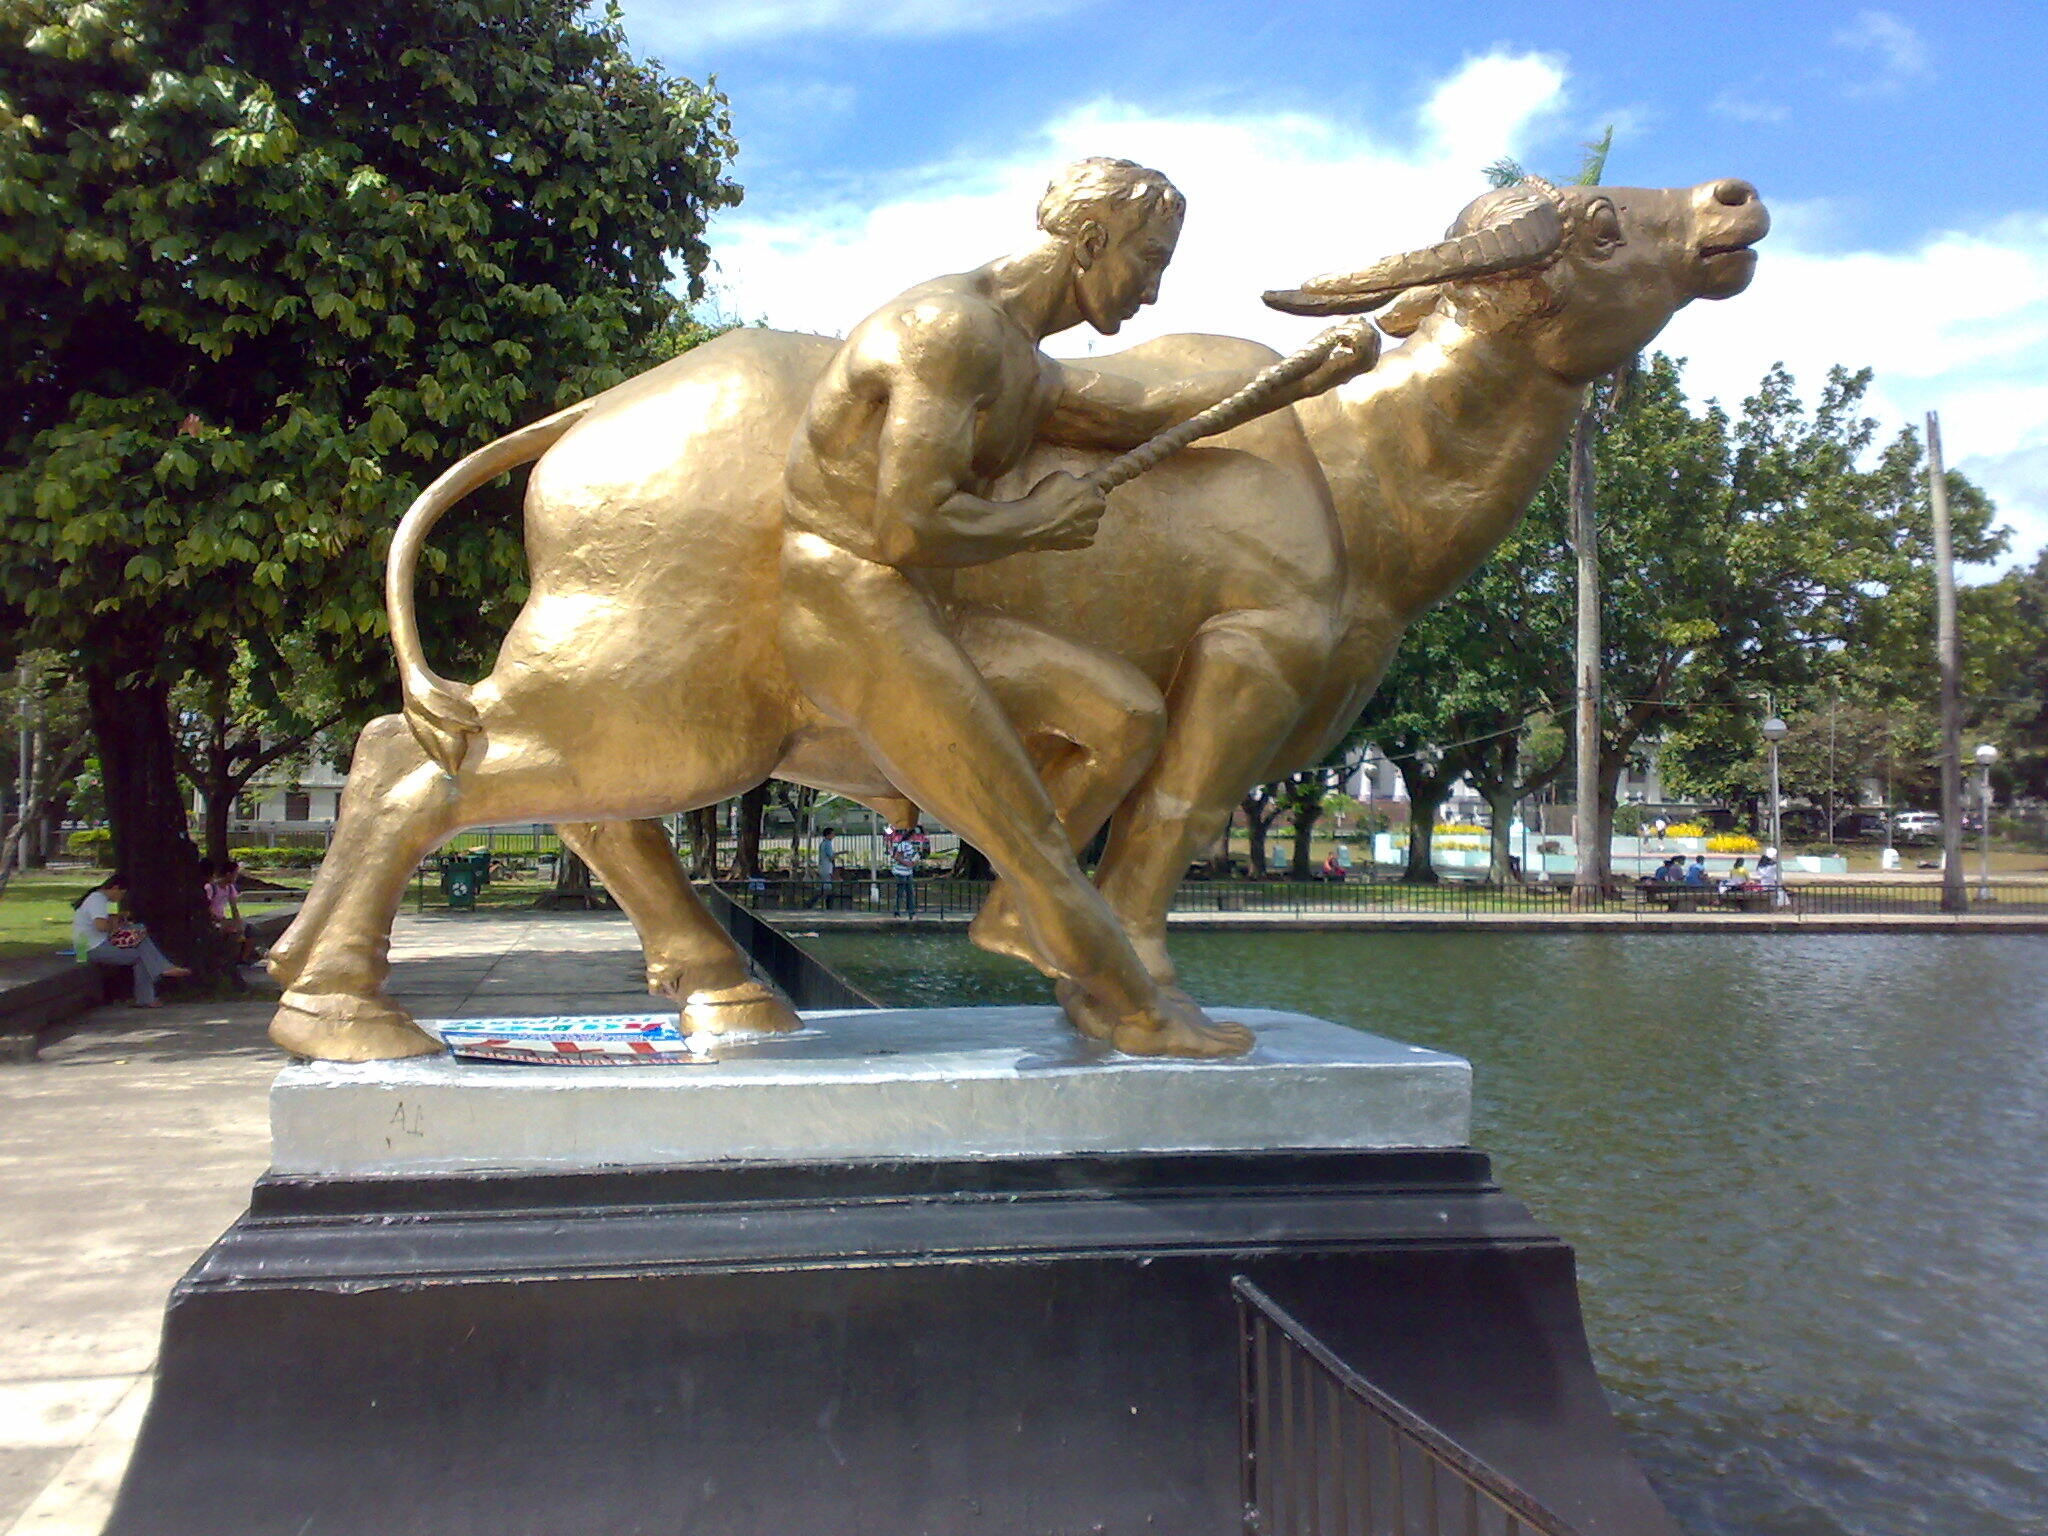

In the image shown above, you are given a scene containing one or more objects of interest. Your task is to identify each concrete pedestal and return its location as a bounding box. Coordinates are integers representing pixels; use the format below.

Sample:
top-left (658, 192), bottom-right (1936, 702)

top-left (273, 1005), bottom-right (1471, 1174)
top-left (106, 1008), bottom-right (1677, 1536)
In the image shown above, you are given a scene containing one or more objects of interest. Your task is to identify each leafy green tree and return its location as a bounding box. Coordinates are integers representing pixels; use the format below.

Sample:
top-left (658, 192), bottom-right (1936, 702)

top-left (1656, 401), bottom-right (2006, 828)
top-left (1970, 550), bottom-right (2048, 804)
top-left (173, 640), bottom-right (350, 866)
top-left (0, 0), bottom-right (739, 968)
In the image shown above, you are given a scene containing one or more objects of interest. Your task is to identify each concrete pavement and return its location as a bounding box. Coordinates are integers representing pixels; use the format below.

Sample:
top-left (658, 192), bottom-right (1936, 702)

top-left (0, 909), bottom-right (652, 1534)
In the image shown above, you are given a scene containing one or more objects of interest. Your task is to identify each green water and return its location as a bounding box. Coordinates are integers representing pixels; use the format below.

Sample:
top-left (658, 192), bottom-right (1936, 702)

top-left (801, 927), bottom-right (2048, 1536)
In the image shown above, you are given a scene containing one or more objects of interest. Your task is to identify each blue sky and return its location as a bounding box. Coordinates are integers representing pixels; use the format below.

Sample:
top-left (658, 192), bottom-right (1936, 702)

top-left (615, 1), bottom-right (2048, 565)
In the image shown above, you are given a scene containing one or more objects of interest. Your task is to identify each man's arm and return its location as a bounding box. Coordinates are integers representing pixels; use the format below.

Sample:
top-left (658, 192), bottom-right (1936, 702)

top-left (1042, 321), bottom-right (1381, 451)
top-left (864, 309), bottom-right (1105, 568)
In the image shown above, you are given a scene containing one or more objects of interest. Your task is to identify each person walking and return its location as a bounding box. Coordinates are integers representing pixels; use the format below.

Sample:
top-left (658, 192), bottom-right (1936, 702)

top-left (73, 872), bottom-right (191, 1007)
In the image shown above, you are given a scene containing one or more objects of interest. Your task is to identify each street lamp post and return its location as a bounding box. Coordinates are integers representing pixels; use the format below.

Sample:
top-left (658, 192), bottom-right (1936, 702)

top-left (1761, 714), bottom-right (1788, 856)
top-left (1974, 743), bottom-right (1999, 900)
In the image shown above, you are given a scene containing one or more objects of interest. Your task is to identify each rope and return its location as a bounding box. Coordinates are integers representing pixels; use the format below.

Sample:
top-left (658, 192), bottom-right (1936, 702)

top-left (1084, 323), bottom-right (1359, 493)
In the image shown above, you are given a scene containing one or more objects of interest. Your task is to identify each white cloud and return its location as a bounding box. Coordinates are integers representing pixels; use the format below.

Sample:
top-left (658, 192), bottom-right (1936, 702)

top-left (705, 50), bottom-right (2048, 563)
top-left (709, 51), bottom-right (1571, 342)
top-left (1833, 10), bottom-right (1930, 95)
top-left (1711, 92), bottom-right (1789, 125)
top-left (619, 0), bottom-right (1088, 49)
top-left (1835, 10), bottom-right (1929, 74)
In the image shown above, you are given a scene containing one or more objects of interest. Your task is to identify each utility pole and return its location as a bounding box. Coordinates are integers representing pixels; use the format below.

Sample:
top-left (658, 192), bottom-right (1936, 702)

top-left (1569, 394), bottom-right (1605, 904)
top-left (1927, 412), bottom-right (1965, 914)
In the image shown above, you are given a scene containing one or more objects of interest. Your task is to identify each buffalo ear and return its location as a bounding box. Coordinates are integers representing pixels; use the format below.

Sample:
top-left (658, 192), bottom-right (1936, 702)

top-left (1375, 284), bottom-right (1441, 338)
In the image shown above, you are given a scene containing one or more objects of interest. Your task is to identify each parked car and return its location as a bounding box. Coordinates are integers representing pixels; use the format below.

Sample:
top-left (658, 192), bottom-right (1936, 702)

top-left (1892, 811), bottom-right (1941, 841)
top-left (1833, 811), bottom-right (1892, 841)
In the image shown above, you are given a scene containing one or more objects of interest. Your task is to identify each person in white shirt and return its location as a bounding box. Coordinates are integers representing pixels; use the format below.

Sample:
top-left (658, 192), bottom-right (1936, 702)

top-left (72, 873), bottom-right (191, 1007)
top-left (887, 823), bottom-right (927, 918)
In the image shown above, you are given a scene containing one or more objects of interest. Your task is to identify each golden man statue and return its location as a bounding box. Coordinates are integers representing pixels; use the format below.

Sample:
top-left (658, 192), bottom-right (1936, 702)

top-left (265, 160), bottom-right (1767, 1063)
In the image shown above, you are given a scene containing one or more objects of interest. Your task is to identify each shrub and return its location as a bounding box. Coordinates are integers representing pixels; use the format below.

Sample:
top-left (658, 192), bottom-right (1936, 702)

top-left (66, 826), bottom-right (113, 863)
top-left (1664, 821), bottom-right (1708, 838)
top-left (232, 845), bottom-right (326, 870)
top-left (1435, 822), bottom-right (1486, 836)
top-left (1706, 833), bottom-right (1761, 854)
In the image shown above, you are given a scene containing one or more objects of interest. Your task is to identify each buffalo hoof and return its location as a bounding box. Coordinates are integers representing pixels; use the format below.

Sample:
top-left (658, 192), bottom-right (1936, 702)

top-left (271, 991), bottom-right (443, 1062)
top-left (966, 885), bottom-right (1037, 966)
top-left (678, 980), bottom-right (802, 1037)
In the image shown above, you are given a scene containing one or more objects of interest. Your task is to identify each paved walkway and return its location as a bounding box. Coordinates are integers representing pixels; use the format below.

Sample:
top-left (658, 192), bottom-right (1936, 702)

top-left (0, 910), bottom-right (647, 1534)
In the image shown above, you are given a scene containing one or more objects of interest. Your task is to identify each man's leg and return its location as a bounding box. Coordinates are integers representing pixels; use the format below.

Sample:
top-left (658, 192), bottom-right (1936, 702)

top-left (781, 532), bottom-right (1250, 1057)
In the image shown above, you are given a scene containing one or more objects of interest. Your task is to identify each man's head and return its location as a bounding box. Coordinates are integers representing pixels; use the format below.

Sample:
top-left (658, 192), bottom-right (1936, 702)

top-left (1038, 157), bottom-right (1185, 334)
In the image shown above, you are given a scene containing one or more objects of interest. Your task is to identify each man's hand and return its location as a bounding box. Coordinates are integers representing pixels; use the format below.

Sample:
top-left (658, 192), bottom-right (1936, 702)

top-left (1020, 470), bottom-right (1108, 551)
top-left (1290, 318), bottom-right (1382, 400)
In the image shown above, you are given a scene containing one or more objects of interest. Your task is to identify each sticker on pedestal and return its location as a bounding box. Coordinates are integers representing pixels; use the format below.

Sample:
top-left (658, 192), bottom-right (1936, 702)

top-left (431, 1014), bottom-right (717, 1066)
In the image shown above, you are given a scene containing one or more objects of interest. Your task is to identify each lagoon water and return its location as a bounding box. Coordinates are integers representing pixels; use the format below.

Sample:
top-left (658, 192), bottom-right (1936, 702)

top-left (803, 928), bottom-right (2048, 1536)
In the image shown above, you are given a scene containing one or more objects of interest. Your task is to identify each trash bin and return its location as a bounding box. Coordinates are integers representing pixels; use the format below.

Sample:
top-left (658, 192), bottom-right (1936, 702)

top-left (440, 851), bottom-right (489, 910)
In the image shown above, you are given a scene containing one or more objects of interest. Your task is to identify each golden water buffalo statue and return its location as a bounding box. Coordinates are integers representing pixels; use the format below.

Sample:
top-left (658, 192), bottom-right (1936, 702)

top-left (266, 173), bottom-right (1766, 1061)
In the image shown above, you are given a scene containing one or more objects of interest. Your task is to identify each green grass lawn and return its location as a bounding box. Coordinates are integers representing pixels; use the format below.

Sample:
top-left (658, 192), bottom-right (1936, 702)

top-left (0, 868), bottom-right (303, 963)
top-left (0, 870), bottom-right (102, 961)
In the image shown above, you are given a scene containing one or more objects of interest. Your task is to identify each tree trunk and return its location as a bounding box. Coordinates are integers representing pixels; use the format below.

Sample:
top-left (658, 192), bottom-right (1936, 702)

top-left (1485, 782), bottom-right (1520, 882)
top-left (686, 806), bottom-right (719, 880)
top-left (1289, 800), bottom-right (1322, 879)
top-left (1394, 762), bottom-right (1454, 884)
top-left (202, 771), bottom-right (234, 867)
top-left (24, 725), bottom-right (47, 867)
top-left (1241, 793), bottom-right (1273, 877)
top-left (734, 783), bottom-right (769, 879)
top-left (951, 841), bottom-right (995, 880)
top-left (83, 658), bottom-right (224, 979)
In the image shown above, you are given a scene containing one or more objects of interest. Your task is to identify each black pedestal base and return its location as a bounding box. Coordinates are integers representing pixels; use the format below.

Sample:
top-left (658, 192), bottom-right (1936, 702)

top-left (107, 1149), bottom-right (1677, 1535)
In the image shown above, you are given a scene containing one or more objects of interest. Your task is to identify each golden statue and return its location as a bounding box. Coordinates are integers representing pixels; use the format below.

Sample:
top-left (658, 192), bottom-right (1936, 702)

top-left (265, 163), bottom-right (1766, 1063)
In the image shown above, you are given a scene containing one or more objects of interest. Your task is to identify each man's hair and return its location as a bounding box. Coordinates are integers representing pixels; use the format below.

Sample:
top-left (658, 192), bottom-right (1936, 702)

top-left (1037, 157), bottom-right (1184, 242)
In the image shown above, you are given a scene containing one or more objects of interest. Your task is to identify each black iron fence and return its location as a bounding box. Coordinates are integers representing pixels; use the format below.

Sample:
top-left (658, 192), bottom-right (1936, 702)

top-left (726, 873), bottom-right (2048, 920)
top-left (1236, 1277), bottom-right (1581, 1536)
top-left (698, 882), bottom-right (881, 1010)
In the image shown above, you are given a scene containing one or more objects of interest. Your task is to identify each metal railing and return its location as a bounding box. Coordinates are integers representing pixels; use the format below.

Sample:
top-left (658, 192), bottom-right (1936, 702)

top-left (723, 874), bottom-right (2048, 920)
top-left (1235, 1278), bottom-right (1582, 1536)
top-left (698, 882), bottom-right (881, 1010)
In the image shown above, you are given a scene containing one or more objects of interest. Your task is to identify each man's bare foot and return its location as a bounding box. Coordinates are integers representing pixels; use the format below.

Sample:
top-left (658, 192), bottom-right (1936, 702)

top-left (1053, 980), bottom-right (1255, 1059)
top-left (162, 966), bottom-right (192, 979)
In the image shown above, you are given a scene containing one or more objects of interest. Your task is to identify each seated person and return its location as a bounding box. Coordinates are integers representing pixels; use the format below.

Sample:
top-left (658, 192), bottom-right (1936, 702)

top-left (1683, 856), bottom-right (1709, 887)
top-left (205, 858), bottom-right (257, 962)
top-left (73, 872), bottom-right (192, 1008)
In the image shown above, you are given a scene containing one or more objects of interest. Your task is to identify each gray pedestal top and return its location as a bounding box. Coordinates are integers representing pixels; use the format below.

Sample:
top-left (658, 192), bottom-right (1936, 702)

top-left (269, 1006), bottom-right (1471, 1176)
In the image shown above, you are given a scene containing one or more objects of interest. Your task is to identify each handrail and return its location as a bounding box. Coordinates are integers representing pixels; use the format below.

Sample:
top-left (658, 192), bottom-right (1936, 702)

top-left (1234, 1275), bottom-right (1586, 1536)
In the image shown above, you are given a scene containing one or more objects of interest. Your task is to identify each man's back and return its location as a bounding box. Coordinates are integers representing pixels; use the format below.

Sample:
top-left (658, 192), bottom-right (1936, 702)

top-left (783, 278), bottom-right (1061, 563)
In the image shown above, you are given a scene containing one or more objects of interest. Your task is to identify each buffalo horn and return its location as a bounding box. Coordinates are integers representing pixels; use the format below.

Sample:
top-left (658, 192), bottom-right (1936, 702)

top-left (1262, 180), bottom-right (1566, 316)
